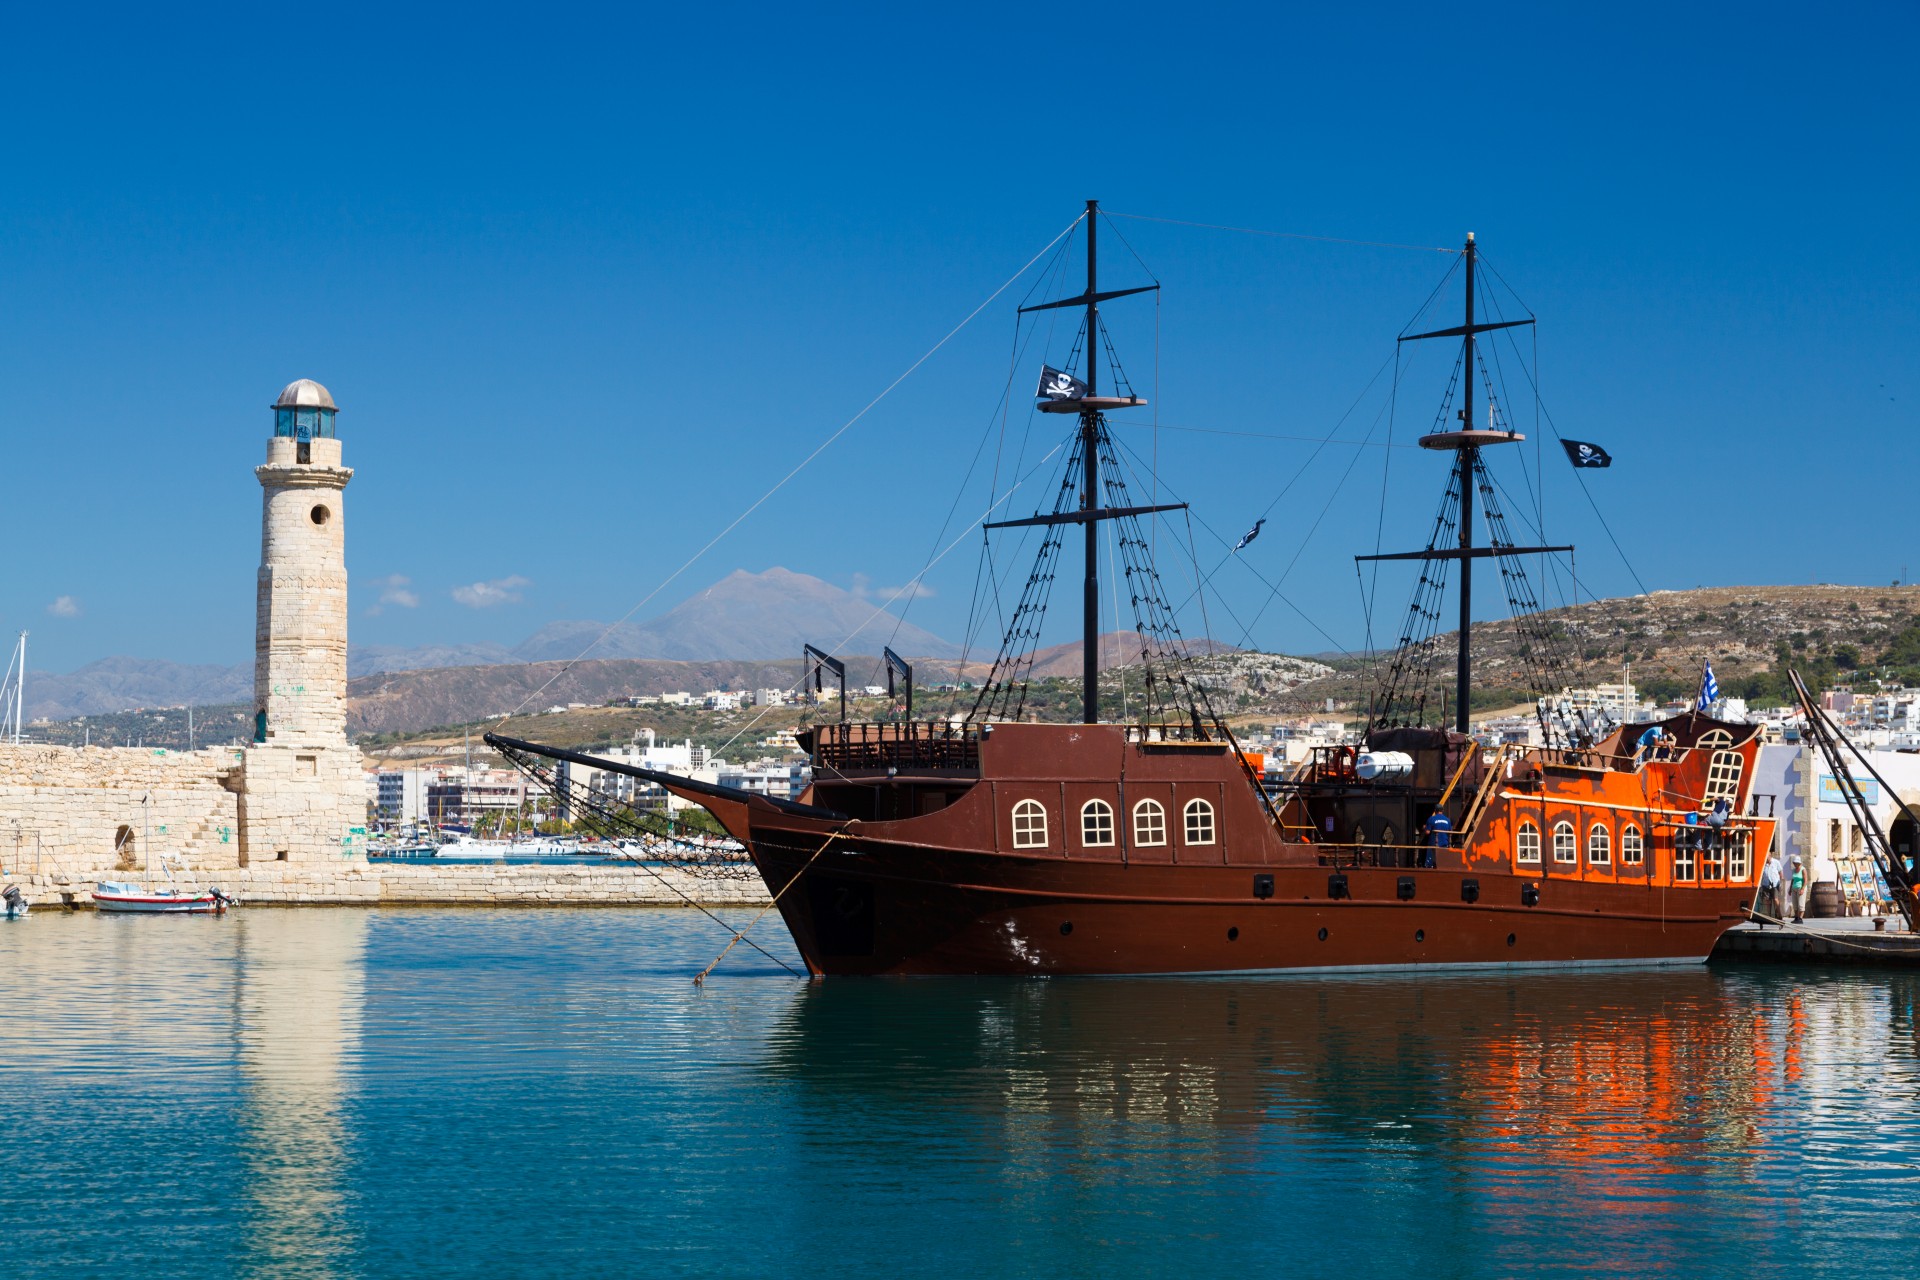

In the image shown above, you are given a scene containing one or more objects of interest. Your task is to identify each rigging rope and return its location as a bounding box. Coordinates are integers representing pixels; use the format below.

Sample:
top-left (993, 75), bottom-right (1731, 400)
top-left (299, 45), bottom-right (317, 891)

top-left (488, 214), bottom-right (1084, 733)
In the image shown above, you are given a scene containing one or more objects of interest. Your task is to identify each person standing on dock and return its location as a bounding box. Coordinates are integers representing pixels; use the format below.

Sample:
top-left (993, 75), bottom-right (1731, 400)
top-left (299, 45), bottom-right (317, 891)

top-left (1761, 849), bottom-right (1783, 924)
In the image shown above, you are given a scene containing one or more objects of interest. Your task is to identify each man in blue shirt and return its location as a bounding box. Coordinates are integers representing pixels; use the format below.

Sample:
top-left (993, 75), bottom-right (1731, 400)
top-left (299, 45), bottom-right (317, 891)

top-left (1423, 811), bottom-right (1451, 868)
top-left (1636, 725), bottom-right (1669, 764)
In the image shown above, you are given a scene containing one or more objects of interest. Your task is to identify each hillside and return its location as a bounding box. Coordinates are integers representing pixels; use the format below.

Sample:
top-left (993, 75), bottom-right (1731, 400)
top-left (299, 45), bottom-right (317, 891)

top-left (343, 631), bottom-right (1256, 737)
top-left (24, 567), bottom-right (955, 720)
top-left (37, 585), bottom-right (1920, 741)
top-left (1282, 584), bottom-right (1920, 713)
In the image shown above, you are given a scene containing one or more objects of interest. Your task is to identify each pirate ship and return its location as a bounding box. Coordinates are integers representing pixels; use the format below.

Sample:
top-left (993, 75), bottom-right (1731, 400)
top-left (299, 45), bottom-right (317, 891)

top-left (493, 203), bottom-right (1772, 975)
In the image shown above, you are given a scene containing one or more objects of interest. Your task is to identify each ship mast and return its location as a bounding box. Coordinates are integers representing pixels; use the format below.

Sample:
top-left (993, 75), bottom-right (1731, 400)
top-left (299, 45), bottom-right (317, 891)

top-left (1080, 204), bottom-right (1101, 724)
top-left (1360, 233), bottom-right (1564, 735)
top-left (981, 200), bottom-right (1176, 724)
top-left (1455, 233), bottom-right (1479, 732)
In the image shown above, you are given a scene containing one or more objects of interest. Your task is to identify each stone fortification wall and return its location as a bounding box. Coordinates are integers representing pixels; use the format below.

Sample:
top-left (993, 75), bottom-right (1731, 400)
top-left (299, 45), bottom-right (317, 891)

top-left (239, 743), bottom-right (367, 865)
top-left (0, 743), bottom-right (245, 879)
top-left (9, 861), bottom-right (771, 909)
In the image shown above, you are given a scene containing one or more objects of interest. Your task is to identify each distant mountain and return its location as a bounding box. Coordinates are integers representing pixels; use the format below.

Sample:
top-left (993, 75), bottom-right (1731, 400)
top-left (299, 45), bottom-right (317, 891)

top-left (983, 631), bottom-right (1242, 680)
top-left (26, 657), bottom-right (251, 721)
top-left (347, 657), bottom-right (827, 736)
top-left (26, 567), bottom-right (958, 721)
top-left (25, 645), bottom-right (517, 720)
top-left (511, 568), bottom-right (959, 662)
top-left (348, 642), bottom-right (513, 678)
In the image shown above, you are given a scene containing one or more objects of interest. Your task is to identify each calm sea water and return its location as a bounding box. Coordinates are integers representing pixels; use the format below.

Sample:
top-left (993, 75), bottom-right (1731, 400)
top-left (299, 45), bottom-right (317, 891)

top-left (4, 908), bottom-right (1919, 1279)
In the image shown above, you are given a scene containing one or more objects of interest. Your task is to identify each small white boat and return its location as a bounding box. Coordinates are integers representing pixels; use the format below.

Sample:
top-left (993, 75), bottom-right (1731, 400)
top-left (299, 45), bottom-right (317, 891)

top-left (92, 881), bottom-right (232, 914)
top-left (90, 799), bottom-right (238, 914)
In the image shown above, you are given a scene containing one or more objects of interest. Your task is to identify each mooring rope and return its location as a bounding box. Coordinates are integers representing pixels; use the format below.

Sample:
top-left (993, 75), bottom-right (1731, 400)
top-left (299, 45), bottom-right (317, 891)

top-left (693, 826), bottom-right (852, 985)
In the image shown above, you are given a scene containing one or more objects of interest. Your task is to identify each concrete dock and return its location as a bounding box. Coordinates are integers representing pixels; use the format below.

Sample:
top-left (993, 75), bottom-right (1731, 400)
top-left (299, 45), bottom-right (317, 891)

top-left (1715, 914), bottom-right (1920, 965)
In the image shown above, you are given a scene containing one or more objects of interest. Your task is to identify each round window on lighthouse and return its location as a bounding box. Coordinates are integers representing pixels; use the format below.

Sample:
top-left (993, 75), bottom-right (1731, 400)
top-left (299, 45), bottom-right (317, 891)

top-left (311, 504), bottom-right (331, 526)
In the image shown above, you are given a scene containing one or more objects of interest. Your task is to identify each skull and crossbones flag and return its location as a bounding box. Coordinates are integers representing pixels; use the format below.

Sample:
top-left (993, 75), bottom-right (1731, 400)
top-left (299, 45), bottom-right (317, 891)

top-left (1561, 439), bottom-right (1613, 468)
top-left (1036, 365), bottom-right (1088, 402)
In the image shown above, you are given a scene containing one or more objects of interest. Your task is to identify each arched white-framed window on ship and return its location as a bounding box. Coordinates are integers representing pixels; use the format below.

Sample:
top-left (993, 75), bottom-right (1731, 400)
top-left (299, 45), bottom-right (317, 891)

top-left (1588, 822), bottom-right (1611, 867)
top-left (1622, 823), bottom-right (1645, 866)
top-left (1011, 799), bottom-right (1049, 850)
top-left (1133, 799), bottom-right (1167, 847)
top-left (1516, 820), bottom-right (1541, 865)
top-left (1081, 799), bottom-right (1115, 848)
top-left (1552, 820), bottom-right (1577, 865)
top-left (1183, 798), bottom-right (1216, 846)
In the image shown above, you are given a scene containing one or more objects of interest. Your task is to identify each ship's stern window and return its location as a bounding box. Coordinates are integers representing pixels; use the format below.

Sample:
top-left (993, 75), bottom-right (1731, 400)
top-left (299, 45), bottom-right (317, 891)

top-left (1080, 799), bottom-right (1115, 847)
top-left (1622, 825), bottom-right (1644, 866)
top-left (1728, 830), bottom-right (1752, 880)
top-left (1553, 820), bottom-right (1577, 865)
top-left (1183, 799), bottom-right (1216, 846)
top-left (1516, 821), bottom-right (1541, 865)
top-left (1133, 799), bottom-right (1167, 846)
top-left (1702, 747), bottom-right (1744, 811)
top-left (1588, 823), bottom-right (1611, 867)
top-left (1674, 830), bottom-right (1697, 881)
top-left (1011, 799), bottom-right (1049, 850)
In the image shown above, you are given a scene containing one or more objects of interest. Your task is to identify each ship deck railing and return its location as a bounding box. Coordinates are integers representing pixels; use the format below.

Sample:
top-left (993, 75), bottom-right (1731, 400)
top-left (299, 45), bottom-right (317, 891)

top-left (811, 722), bottom-right (981, 773)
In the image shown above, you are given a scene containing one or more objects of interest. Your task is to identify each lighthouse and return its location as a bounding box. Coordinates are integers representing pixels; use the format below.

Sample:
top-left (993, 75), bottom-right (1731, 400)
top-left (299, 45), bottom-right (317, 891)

top-left (238, 379), bottom-right (366, 864)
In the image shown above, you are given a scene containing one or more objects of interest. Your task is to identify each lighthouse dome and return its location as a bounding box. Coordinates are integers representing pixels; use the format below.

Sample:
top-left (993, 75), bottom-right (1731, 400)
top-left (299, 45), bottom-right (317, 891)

top-left (273, 379), bottom-right (337, 410)
top-left (272, 378), bottom-right (339, 440)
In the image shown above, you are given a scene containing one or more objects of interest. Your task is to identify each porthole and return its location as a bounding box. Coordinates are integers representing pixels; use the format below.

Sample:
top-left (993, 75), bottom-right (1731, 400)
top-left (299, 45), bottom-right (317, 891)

top-left (1415, 929), bottom-right (1425, 942)
top-left (1317, 927), bottom-right (1328, 942)
top-left (1059, 921), bottom-right (1073, 936)
top-left (310, 504), bottom-right (331, 526)
top-left (1227, 926), bottom-right (1239, 941)
top-left (1506, 933), bottom-right (1517, 947)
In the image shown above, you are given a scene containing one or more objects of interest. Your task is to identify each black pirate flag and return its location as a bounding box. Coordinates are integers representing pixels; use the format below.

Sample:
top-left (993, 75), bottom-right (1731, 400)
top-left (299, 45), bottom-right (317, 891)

top-left (1036, 365), bottom-right (1088, 402)
top-left (1561, 439), bottom-right (1613, 468)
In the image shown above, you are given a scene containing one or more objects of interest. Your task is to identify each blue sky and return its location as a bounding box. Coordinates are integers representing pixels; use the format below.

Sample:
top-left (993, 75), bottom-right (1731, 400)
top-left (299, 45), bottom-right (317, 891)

top-left (1, 2), bottom-right (1913, 671)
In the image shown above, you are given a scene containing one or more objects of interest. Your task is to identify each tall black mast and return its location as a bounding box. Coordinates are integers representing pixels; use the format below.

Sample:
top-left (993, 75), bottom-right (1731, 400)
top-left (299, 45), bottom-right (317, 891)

top-left (1360, 232), bottom-right (1557, 736)
top-left (1080, 200), bottom-right (1101, 724)
top-left (1455, 233), bottom-right (1477, 733)
top-left (984, 200), bottom-right (1175, 724)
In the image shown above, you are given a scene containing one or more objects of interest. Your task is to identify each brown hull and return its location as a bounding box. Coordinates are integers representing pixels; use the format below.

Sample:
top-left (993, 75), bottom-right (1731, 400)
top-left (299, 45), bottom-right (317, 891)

top-left (492, 716), bottom-right (1769, 979)
top-left (742, 823), bottom-right (1748, 976)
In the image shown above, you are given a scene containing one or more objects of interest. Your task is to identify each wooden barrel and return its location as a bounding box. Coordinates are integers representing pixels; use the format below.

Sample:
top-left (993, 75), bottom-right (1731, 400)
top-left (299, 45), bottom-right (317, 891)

top-left (1810, 882), bottom-right (1842, 918)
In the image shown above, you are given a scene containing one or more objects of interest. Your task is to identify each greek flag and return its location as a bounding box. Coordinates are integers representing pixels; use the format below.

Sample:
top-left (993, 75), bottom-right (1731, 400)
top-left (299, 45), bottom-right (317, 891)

top-left (1698, 658), bottom-right (1720, 711)
top-left (1232, 518), bottom-right (1266, 552)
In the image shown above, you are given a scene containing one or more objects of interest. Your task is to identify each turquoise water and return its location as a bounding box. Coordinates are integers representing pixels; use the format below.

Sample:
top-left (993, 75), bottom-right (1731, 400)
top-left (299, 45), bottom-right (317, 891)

top-left (5, 909), bottom-right (1920, 1278)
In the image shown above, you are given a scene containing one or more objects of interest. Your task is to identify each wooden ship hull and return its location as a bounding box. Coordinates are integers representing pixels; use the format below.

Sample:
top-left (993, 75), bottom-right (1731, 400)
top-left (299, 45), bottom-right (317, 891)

top-left (617, 717), bottom-right (1770, 977)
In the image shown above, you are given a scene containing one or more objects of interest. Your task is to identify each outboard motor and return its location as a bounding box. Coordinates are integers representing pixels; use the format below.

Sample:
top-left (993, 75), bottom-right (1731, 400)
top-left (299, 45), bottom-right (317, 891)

top-left (209, 887), bottom-right (240, 911)
top-left (2, 884), bottom-right (27, 919)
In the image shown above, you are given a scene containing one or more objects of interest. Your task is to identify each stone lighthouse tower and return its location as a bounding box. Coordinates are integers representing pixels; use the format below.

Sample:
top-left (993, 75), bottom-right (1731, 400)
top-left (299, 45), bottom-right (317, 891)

top-left (237, 379), bottom-right (366, 864)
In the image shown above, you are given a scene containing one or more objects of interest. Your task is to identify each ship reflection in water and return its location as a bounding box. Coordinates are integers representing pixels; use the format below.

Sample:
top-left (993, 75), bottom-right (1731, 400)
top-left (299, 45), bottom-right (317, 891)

top-left (6, 911), bottom-right (1920, 1278)
top-left (762, 969), bottom-right (1920, 1273)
